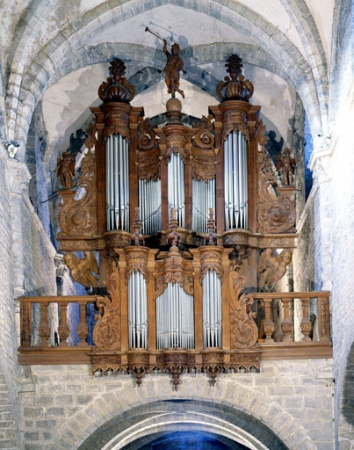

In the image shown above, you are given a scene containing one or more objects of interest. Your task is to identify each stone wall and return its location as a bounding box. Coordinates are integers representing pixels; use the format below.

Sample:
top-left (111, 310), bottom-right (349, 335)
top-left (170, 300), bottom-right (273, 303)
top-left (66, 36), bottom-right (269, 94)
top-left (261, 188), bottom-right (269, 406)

top-left (19, 359), bottom-right (334, 450)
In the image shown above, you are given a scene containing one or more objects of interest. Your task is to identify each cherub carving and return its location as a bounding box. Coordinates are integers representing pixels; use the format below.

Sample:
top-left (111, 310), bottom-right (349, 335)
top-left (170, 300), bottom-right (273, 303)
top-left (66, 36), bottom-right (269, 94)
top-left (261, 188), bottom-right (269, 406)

top-left (56, 150), bottom-right (76, 189)
top-left (258, 248), bottom-right (292, 291)
top-left (64, 251), bottom-right (99, 291)
top-left (163, 40), bottom-right (186, 99)
top-left (276, 148), bottom-right (297, 186)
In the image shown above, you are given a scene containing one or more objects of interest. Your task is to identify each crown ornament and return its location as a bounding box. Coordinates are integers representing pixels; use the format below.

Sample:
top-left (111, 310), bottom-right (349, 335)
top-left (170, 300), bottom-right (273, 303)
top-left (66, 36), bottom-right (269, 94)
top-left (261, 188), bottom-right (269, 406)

top-left (216, 54), bottom-right (254, 102)
top-left (98, 58), bottom-right (136, 103)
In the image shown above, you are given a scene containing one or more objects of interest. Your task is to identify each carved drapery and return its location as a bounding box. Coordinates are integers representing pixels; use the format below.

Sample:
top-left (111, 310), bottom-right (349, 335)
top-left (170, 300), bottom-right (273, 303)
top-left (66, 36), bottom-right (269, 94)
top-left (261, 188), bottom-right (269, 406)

top-left (155, 246), bottom-right (194, 298)
top-left (191, 115), bottom-right (217, 181)
top-left (124, 246), bottom-right (149, 280)
top-left (199, 246), bottom-right (224, 281)
top-left (137, 117), bottom-right (160, 181)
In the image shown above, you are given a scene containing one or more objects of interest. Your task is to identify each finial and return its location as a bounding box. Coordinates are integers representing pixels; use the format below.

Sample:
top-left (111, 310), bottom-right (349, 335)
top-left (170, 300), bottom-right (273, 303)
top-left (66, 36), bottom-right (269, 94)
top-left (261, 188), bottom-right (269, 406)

top-left (216, 54), bottom-right (254, 102)
top-left (131, 207), bottom-right (144, 246)
top-left (167, 207), bottom-right (180, 248)
top-left (205, 208), bottom-right (217, 245)
top-left (98, 58), bottom-right (135, 103)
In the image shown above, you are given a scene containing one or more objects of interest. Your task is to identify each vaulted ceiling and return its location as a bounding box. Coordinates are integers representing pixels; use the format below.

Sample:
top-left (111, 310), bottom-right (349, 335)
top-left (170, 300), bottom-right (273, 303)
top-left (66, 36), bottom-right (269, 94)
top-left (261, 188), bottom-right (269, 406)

top-left (0, 0), bottom-right (338, 167)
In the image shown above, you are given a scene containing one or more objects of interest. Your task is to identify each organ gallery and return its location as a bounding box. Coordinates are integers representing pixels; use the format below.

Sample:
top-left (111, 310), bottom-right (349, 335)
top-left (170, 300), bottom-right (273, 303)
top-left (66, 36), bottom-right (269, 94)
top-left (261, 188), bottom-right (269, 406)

top-left (19, 53), bottom-right (331, 390)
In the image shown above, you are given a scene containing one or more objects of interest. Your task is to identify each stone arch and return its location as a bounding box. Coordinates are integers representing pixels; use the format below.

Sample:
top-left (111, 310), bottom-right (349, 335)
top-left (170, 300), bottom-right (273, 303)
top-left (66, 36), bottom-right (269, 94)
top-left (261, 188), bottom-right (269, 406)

top-left (49, 375), bottom-right (316, 450)
top-left (6, 0), bottom-right (325, 147)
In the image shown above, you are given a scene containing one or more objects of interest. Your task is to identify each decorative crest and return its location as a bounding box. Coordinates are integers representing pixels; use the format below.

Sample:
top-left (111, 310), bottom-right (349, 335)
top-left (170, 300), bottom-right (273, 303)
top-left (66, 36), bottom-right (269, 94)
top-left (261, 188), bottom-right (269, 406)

top-left (205, 208), bottom-right (217, 245)
top-left (216, 54), bottom-right (254, 102)
top-left (131, 207), bottom-right (144, 246)
top-left (98, 58), bottom-right (135, 103)
top-left (168, 207), bottom-right (180, 248)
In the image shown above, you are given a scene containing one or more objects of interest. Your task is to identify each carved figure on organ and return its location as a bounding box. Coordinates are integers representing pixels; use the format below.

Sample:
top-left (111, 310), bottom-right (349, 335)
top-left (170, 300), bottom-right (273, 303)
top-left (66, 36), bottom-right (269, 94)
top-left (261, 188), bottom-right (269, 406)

top-left (64, 251), bottom-right (99, 291)
top-left (163, 40), bottom-right (187, 99)
top-left (276, 148), bottom-right (297, 186)
top-left (56, 150), bottom-right (76, 189)
top-left (258, 248), bottom-right (292, 291)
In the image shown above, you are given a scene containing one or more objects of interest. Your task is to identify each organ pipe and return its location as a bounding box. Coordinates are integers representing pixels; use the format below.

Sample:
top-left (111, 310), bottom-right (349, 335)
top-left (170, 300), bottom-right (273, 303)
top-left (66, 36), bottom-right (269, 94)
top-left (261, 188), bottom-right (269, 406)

top-left (202, 270), bottom-right (222, 348)
top-left (156, 282), bottom-right (194, 349)
top-left (192, 179), bottom-right (216, 233)
top-left (168, 153), bottom-right (185, 227)
top-left (139, 179), bottom-right (162, 234)
top-left (128, 270), bottom-right (148, 348)
top-left (224, 130), bottom-right (248, 230)
top-left (106, 134), bottom-right (130, 231)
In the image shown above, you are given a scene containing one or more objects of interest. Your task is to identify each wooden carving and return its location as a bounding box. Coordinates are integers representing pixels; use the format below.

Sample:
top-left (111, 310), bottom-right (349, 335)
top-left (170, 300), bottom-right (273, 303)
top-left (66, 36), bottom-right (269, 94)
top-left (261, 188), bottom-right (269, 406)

top-left (93, 259), bottom-right (121, 351)
top-left (229, 270), bottom-right (258, 349)
top-left (258, 248), bottom-right (292, 291)
top-left (199, 247), bottom-right (224, 281)
top-left (256, 122), bottom-right (296, 233)
top-left (98, 58), bottom-right (135, 104)
top-left (137, 117), bottom-right (160, 181)
top-left (155, 246), bottom-right (194, 298)
top-left (276, 148), bottom-right (297, 186)
top-left (64, 251), bottom-right (98, 290)
top-left (191, 115), bottom-right (216, 181)
top-left (58, 147), bottom-right (97, 237)
top-left (56, 150), bottom-right (76, 189)
top-left (163, 40), bottom-right (186, 99)
top-left (216, 54), bottom-right (254, 102)
top-left (125, 246), bottom-right (148, 280)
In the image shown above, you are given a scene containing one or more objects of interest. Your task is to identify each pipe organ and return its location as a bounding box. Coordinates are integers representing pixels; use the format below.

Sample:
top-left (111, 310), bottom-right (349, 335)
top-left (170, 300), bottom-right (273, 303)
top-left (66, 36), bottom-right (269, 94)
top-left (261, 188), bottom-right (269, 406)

top-left (56, 54), bottom-right (297, 388)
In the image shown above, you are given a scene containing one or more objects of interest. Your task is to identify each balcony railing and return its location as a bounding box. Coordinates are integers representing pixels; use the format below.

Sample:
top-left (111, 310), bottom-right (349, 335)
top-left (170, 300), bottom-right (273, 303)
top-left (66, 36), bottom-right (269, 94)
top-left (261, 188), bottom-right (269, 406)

top-left (18, 292), bottom-right (332, 388)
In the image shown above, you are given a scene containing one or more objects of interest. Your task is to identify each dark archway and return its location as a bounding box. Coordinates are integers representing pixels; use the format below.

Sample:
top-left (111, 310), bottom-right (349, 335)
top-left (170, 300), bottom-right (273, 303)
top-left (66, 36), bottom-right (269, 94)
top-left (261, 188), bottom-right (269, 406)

top-left (77, 399), bottom-right (288, 450)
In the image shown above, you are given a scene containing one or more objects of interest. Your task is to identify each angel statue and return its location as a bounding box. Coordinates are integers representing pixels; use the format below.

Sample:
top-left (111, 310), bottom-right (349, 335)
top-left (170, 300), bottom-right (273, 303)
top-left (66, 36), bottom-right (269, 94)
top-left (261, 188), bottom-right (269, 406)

top-left (276, 148), bottom-right (297, 186)
top-left (258, 248), bottom-right (292, 291)
top-left (56, 150), bottom-right (76, 189)
top-left (64, 251), bottom-right (99, 291)
top-left (163, 39), bottom-right (186, 99)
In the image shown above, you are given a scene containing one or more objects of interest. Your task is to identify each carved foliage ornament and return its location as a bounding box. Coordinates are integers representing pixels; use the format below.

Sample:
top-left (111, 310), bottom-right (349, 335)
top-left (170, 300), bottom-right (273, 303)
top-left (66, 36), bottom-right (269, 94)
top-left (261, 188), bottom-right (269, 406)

top-left (229, 270), bottom-right (258, 349)
top-left (256, 121), bottom-right (296, 233)
top-left (191, 115), bottom-right (217, 181)
top-left (199, 248), bottom-right (224, 281)
top-left (125, 247), bottom-right (149, 280)
top-left (93, 259), bottom-right (121, 351)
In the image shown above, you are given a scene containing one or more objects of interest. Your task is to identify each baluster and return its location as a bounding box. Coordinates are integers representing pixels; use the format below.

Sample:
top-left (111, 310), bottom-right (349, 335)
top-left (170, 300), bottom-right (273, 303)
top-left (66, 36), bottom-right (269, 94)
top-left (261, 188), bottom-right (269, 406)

top-left (58, 301), bottom-right (70, 347)
top-left (38, 302), bottom-right (50, 347)
top-left (281, 297), bottom-right (293, 342)
top-left (77, 301), bottom-right (89, 347)
top-left (317, 295), bottom-right (331, 341)
top-left (300, 297), bottom-right (312, 342)
top-left (262, 298), bottom-right (274, 343)
top-left (20, 300), bottom-right (31, 347)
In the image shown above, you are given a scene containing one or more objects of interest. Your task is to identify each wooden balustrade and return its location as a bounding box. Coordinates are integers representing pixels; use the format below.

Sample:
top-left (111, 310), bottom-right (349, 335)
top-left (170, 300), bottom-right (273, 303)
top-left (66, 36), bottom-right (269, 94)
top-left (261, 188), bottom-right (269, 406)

top-left (18, 292), bottom-right (332, 369)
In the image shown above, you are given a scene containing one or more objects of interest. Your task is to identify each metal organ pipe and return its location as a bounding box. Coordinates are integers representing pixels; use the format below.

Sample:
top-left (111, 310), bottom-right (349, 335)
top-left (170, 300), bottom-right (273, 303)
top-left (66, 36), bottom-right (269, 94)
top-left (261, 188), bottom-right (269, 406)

top-left (203, 270), bottom-right (222, 348)
top-left (139, 179), bottom-right (162, 234)
top-left (168, 153), bottom-right (185, 227)
top-left (128, 270), bottom-right (147, 349)
top-left (156, 283), bottom-right (194, 349)
top-left (192, 179), bottom-right (216, 233)
top-left (105, 134), bottom-right (129, 231)
top-left (224, 130), bottom-right (248, 230)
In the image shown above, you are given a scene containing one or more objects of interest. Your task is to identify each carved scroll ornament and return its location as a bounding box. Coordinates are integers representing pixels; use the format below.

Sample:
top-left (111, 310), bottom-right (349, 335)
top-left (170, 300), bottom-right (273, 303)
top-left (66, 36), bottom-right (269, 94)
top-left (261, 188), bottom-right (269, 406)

top-left (93, 259), bottom-right (121, 351)
top-left (199, 247), bottom-right (224, 281)
top-left (58, 145), bottom-right (97, 237)
top-left (137, 118), bottom-right (161, 181)
top-left (124, 246), bottom-right (149, 280)
top-left (256, 122), bottom-right (296, 233)
top-left (229, 270), bottom-right (258, 349)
